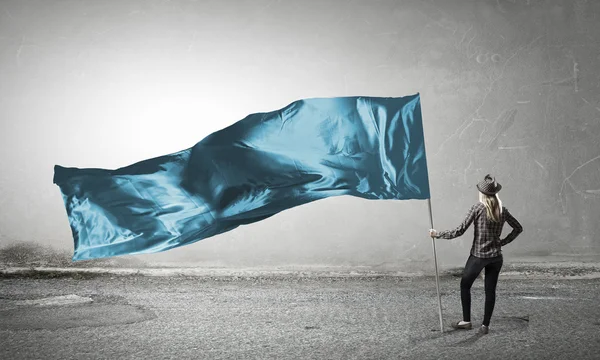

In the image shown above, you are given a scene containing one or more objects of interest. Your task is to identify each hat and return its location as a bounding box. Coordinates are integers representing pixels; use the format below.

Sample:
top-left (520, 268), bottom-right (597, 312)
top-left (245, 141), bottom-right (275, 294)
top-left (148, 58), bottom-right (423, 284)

top-left (477, 174), bottom-right (502, 195)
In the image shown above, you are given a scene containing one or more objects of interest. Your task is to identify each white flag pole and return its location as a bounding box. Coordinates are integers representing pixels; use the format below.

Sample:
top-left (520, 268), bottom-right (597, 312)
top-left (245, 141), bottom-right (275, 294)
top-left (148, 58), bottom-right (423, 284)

top-left (428, 198), bottom-right (444, 333)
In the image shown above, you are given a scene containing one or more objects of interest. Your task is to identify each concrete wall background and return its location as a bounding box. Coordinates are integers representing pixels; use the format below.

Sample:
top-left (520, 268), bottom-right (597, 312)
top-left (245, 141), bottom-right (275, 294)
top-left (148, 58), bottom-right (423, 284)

top-left (0, 0), bottom-right (598, 270)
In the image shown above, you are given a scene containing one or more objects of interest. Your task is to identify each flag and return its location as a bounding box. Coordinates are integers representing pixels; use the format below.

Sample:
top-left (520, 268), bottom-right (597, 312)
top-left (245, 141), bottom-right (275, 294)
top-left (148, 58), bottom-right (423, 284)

top-left (53, 94), bottom-right (430, 261)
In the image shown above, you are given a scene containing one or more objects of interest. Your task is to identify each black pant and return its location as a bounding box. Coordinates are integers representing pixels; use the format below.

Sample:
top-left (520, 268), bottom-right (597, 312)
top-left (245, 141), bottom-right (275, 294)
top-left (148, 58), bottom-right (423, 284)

top-left (460, 254), bottom-right (503, 326)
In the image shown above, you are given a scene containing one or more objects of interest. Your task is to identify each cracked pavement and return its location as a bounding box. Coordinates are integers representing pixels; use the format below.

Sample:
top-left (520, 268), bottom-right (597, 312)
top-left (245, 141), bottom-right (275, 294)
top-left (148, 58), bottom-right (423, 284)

top-left (1, 273), bottom-right (599, 359)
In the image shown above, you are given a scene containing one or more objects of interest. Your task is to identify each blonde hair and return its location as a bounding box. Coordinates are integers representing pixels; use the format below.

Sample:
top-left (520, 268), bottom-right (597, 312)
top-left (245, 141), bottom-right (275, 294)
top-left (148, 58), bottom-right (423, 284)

top-left (479, 191), bottom-right (502, 222)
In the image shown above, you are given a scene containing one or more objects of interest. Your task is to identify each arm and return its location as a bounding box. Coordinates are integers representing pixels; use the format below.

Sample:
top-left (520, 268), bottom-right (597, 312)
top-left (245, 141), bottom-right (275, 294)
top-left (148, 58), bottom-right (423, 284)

top-left (436, 204), bottom-right (478, 240)
top-left (500, 207), bottom-right (523, 246)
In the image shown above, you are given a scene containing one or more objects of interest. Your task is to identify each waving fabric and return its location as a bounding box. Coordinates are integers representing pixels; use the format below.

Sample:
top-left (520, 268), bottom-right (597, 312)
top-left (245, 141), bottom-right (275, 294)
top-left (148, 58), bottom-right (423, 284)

top-left (53, 94), bottom-right (430, 261)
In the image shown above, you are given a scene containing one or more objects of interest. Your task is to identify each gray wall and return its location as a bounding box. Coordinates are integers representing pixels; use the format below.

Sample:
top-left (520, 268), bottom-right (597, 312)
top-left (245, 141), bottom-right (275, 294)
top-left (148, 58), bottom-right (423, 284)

top-left (1, 0), bottom-right (598, 270)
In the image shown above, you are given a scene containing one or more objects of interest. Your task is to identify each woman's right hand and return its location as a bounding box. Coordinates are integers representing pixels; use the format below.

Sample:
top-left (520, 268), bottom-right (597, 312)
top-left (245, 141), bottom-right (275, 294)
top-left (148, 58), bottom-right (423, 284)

top-left (428, 229), bottom-right (438, 238)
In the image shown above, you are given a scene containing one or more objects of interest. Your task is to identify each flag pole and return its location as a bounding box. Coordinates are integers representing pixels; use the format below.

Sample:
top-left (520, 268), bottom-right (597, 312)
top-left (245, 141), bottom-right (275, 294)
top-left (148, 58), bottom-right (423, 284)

top-left (428, 198), bottom-right (444, 333)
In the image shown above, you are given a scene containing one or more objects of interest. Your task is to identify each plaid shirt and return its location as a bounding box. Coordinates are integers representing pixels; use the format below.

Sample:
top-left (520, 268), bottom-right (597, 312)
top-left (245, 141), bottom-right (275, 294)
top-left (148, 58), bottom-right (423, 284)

top-left (436, 202), bottom-right (523, 258)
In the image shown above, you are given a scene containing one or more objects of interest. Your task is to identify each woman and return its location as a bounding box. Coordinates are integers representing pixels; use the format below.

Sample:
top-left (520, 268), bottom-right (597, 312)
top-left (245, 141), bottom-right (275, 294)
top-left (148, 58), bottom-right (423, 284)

top-left (428, 174), bottom-right (523, 335)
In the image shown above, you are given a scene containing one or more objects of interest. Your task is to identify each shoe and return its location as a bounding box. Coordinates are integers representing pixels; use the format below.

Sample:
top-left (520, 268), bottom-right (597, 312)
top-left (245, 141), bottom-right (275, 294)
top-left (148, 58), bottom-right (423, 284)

top-left (479, 325), bottom-right (489, 334)
top-left (451, 321), bottom-right (472, 330)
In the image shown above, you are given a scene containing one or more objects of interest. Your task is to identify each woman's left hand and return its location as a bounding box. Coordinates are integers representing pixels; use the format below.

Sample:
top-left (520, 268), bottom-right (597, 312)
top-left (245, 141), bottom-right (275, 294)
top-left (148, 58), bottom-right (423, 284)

top-left (428, 229), bottom-right (438, 238)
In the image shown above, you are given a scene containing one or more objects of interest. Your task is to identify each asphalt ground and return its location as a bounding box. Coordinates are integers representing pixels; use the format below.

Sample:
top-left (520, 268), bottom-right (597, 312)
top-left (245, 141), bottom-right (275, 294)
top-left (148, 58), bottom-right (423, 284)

top-left (1, 270), bottom-right (599, 360)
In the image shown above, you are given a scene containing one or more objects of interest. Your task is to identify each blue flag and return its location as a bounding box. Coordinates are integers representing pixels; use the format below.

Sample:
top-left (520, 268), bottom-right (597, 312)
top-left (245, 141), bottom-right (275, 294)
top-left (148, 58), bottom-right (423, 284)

top-left (54, 94), bottom-right (430, 261)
